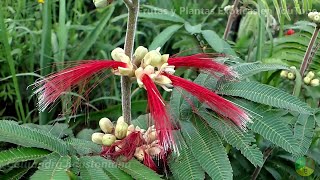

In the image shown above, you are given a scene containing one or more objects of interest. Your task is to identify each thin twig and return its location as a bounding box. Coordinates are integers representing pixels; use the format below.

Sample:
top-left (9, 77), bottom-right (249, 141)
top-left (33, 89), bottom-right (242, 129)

top-left (251, 147), bottom-right (274, 180)
top-left (299, 25), bottom-right (320, 76)
top-left (121, 0), bottom-right (139, 124)
top-left (223, 0), bottom-right (240, 40)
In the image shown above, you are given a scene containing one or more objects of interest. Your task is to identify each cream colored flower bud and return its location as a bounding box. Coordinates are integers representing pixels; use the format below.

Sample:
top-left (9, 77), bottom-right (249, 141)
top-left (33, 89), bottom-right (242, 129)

top-left (111, 48), bottom-right (125, 61)
top-left (99, 117), bottom-right (113, 133)
top-left (135, 67), bottom-right (144, 80)
top-left (155, 75), bottom-right (172, 85)
top-left (91, 133), bottom-right (104, 144)
top-left (306, 71), bottom-right (315, 79)
top-left (144, 65), bottom-right (155, 75)
top-left (161, 54), bottom-right (170, 63)
top-left (287, 72), bottom-right (295, 80)
top-left (314, 14), bottom-right (320, 23)
top-left (115, 117), bottom-right (128, 139)
top-left (224, 5), bottom-right (234, 13)
top-left (135, 126), bottom-right (141, 132)
top-left (143, 50), bottom-right (162, 67)
top-left (117, 116), bottom-right (125, 124)
top-left (118, 67), bottom-right (134, 77)
top-left (147, 146), bottom-right (161, 156)
top-left (304, 76), bottom-right (311, 85)
top-left (93, 0), bottom-right (110, 8)
top-left (102, 134), bottom-right (116, 146)
top-left (134, 46), bottom-right (148, 62)
top-left (280, 70), bottom-right (288, 78)
top-left (134, 147), bottom-right (144, 161)
top-left (146, 131), bottom-right (157, 143)
top-left (290, 66), bottom-right (297, 70)
top-left (310, 79), bottom-right (320, 87)
top-left (127, 124), bottom-right (135, 136)
top-left (308, 12), bottom-right (316, 20)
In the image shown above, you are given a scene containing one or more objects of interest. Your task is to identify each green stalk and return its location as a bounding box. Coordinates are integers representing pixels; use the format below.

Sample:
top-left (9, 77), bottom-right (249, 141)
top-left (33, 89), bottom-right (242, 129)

top-left (121, 0), bottom-right (140, 124)
top-left (0, 6), bottom-right (26, 121)
top-left (39, 0), bottom-right (53, 125)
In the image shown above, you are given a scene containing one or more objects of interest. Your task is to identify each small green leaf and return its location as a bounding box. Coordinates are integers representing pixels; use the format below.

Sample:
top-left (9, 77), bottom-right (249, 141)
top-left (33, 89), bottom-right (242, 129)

top-left (218, 81), bottom-right (314, 115)
top-left (31, 153), bottom-right (71, 180)
top-left (149, 25), bottom-right (182, 50)
top-left (184, 22), bottom-right (202, 35)
top-left (181, 120), bottom-right (233, 180)
top-left (118, 159), bottom-right (162, 180)
top-left (201, 30), bottom-right (223, 52)
top-left (0, 147), bottom-right (50, 168)
top-left (169, 147), bottom-right (205, 180)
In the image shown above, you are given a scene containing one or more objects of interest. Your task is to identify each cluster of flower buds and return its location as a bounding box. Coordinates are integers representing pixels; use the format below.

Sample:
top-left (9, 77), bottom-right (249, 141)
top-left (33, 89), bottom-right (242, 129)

top-left (92, 117), bottom-right (163, 163)
top-left (111, 46), bottom-right (175, 91)
top-left (93, 0), bottom-right (113, 8)
top-left (308, 11), bottom-right (320, 24)
top-left (280, 66), bottom-right (297, 80)
top-left (91, 116), bottom-right (129, 146)
top-left (303, 71), bottom-right (320, 87)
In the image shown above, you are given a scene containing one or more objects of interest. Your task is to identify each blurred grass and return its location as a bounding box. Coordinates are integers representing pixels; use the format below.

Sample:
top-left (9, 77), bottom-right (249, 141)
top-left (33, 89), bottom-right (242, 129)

top-left (0, 5), bottom-right (26, 122)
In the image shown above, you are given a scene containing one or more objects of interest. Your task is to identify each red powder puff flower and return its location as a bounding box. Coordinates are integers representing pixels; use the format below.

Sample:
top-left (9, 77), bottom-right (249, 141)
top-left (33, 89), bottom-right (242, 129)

top-left (33, 46), bottom-right (252, 164)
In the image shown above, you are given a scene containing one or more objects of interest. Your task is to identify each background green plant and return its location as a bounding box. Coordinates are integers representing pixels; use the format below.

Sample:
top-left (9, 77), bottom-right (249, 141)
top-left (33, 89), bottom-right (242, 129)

top-left (0, 0), bottom-right (319, 179)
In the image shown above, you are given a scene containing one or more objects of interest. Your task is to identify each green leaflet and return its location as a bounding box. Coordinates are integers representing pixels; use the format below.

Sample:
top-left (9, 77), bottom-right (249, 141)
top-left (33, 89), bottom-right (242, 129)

top-left (169, 147), bottom-right (205, 180)
top-left (85, 156), bottom-right (132, 180)
top-left (196, 109), bottom-right (264, 167)
top-left (149, 25), bottom-right (182, 50)
top-left (118, 159), bottom-right (162, 180)
top-left (218, 81), bottom-right (314, 115)
top-left (218, 63), bottom-right (289, 84)
top-left (0, 147), bottom-right (50, 168)
top-left (80, 156), bottom-right (112, 180)
top-left (249, 112), bottom-right (299, 154)
top-left (293, 114), bottom-right (315, 157)
top-left (0, 121), bottom-right (68, 155)
top-left (66, 138), bottom-right (101, 155)
top-left (31, 153), bottom-right (71, 180)
top-left (181, 120), bottom-right (233, 180)
top-left (201, 30), bottom-right (224, 53)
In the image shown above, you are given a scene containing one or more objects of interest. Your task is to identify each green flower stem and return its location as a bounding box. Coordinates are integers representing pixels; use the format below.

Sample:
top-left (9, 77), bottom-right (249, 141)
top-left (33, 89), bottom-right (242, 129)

top-left (0, 7), bottom-right (26, 121)
top-left (293, 69), bottom-right (302, 97)
top-left (121, 0), bottom-right (139, 124)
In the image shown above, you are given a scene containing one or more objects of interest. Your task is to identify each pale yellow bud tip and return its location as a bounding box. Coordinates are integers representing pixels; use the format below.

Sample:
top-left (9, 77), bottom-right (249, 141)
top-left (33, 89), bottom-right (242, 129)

top-left (93, 0), bottom-right (111, 8)
top-left (99, 117), bottom-right (114, 133)
top-left (310, 79), bottom-right (320, 87)
top-left (280, 70), bottom-right (288, 78)
top-left (304, 77), bottom-right (311, 85)
top-left (287, 72), bottom-right (295, 80)
top-left (143, 50), bottom-right (162, 67)
top-left (134, 46), bottom-right (149, 62)
top-left (102, 134), bottom-right (116, 146)
top-left (115, 117), bottom-right (129, 139)
top-left (111, 48), bottom-right (125, 61)
top-left (307, 71), bottom-right (315, 79)
top-left (91, 133), bottom-right (105, 144)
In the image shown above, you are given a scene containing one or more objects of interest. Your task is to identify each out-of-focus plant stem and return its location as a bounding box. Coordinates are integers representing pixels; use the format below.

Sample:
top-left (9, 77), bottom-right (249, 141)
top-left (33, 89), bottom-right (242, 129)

top-left (223, 0), bottom-right (240, 40)
top-left (293, 25), bottom-right (320, 98)
top-left (121, 0), bottom-right (139, 124)
top-left (299, 25), bottom-right (320, 76)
